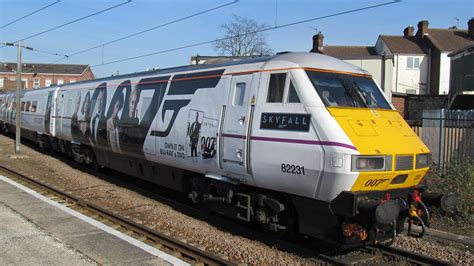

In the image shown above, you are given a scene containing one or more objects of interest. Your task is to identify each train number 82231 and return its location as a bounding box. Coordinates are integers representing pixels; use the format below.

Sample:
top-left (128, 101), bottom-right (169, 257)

top-left (281, 164), bottom-right (306, 175)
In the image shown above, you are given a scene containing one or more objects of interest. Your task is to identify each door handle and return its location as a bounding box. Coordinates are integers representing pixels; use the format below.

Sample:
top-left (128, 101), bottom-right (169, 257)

top-left (238, 116), bottom-right (245, 125)
top-left (236, 149), bottom-right (242, 159)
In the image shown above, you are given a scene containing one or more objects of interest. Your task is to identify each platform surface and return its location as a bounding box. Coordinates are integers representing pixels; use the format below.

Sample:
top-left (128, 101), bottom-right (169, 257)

top-left (0, 176), bottom-right (187, 265)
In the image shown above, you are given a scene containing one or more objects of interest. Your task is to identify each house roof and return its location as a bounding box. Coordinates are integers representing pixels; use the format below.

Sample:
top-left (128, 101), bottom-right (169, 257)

top-left (448, 43), bottom-right (474, 57)
top-left (379, 35), bottom-right (426, 54)
top-left (0, 62), bottom-right (89, 75)
top-left (319, 46), bottom-right (381, 59)
top-left (425, 28), bottom-right (474, 52)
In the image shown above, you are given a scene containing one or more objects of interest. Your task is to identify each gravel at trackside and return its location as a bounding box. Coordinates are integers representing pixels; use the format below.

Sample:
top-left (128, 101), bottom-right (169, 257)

top-left (0, 135), bottom-right (472, 265)
top-left (394, 235), bottom-right (472, 265)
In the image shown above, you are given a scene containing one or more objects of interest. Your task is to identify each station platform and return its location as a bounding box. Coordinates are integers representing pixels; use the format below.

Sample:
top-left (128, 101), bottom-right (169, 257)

top-left (0, 175), bottom-right (187, 265)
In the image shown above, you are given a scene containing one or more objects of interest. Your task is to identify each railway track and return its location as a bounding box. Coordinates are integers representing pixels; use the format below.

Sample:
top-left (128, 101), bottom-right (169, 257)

top-left (0, 163), bottom-right (232, 266)
top-left (315, 245), bottom-right (449, 265)
top-left (0, 163), bottom-right (450, 266)
top-left (0, 139), bottom-right (467, 265)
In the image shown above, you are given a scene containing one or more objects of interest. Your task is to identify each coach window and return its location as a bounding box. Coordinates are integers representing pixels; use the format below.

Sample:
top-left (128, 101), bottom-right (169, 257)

top-left (233, 82), bottom-right (246, 106)
top-left (20, 101), bottom-right (26, 112)
top-left (287, 79), bottom-right (301, 103)
top-left (31, 101), bottom-right (38, 113)
top-left (25, 101), bottom-right (31, 112)
top-left (267, 73), bottom-right (286, 103)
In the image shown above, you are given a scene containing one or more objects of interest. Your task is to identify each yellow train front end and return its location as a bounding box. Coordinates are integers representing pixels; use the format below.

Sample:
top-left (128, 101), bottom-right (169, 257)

top-left (329, 107), bottom-right (434, 244)
top-left (304, 68), bottom-right (457, 246)
top-left (329, 107), bottom-right (430, 192)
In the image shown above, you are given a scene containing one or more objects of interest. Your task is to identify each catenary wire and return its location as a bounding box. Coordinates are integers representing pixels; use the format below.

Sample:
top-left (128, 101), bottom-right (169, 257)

top-left (0, 42), bottom-right (69, 58)
top-left (51, 0), bottom-right (238, 64)
top-left (0, 0), bottom-right (61, 29)
top-left (92, 0), bottom-right (400, 68)
top-left (1, 0), bottom-right (132, 47)
top-left (31, 47), bottom-right (69, 57)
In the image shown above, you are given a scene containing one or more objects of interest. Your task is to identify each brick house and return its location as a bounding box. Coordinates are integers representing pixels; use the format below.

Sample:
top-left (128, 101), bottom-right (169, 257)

top-left (0, 63), bottom-right (94, 91)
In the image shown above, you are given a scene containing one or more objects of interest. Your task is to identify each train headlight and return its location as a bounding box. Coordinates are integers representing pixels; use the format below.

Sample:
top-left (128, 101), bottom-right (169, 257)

top-left (416, 153), bottom-right (431, 169)
top-left (351, 155), bottom-right (391, 172)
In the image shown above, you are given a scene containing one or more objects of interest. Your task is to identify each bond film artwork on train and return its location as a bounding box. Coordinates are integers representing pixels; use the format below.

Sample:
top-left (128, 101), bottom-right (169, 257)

top-left (63, 69), bottom-right (224, 164)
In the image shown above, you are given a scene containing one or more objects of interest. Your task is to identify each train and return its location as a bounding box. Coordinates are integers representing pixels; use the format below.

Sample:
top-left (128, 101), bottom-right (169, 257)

top-left (0, 52), bottom-right (457, 247)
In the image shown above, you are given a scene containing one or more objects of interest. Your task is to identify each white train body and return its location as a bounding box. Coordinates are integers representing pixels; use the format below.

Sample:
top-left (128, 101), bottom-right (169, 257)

top-left (0, 53), bottom-right (435, 246)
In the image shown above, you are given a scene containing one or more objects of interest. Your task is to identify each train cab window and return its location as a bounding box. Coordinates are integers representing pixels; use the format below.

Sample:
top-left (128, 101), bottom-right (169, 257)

top-left (267, 73), bottom-right (286, 103)
top-left (350, 77), bottom-right (391, 109)
top-left (25, 101), bottom-right (31, 112)
top-left (307, 72), bottom-right (359, 108)
top-left (233, 82), bottom-right (246, 106)
top-left (306, 70), bottom-right (390, 110)
top-left (31, 101), bottom-right (38, 113)
top-left (287, 80), bottom-right (301, 103)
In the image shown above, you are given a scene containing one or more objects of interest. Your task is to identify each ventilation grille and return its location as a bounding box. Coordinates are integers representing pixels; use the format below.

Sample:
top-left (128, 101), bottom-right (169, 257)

top-left (396, 155), bottom-right (413, 171)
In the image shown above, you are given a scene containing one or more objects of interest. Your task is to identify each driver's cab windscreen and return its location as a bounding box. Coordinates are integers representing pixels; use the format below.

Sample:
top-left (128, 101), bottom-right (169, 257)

top-left (306, 70), bottom-right (391, 110)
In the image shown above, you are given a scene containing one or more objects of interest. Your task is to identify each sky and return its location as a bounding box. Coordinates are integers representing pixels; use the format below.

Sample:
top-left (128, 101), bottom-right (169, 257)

top-left (0, 0), bottom-right (473, 78)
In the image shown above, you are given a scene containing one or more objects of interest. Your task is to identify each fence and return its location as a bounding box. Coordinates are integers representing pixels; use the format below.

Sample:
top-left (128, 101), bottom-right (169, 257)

top-left (409, 110), bottom-right (474, 166)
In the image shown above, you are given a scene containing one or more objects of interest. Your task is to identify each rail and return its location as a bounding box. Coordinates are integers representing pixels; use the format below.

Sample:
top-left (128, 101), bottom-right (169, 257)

top-left (0, 164), bottom-right (231, 266)
top-left (314, 244), bottom-right (449, 265)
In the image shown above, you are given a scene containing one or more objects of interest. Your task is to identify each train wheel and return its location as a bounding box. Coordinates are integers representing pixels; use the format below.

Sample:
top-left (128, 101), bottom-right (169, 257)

top-left (88, 152), bottom-right (101, 173)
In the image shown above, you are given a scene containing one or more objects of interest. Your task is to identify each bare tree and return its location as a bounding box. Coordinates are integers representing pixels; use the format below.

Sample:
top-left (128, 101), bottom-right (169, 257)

top-left (214, 14), bottom-right (272, 56)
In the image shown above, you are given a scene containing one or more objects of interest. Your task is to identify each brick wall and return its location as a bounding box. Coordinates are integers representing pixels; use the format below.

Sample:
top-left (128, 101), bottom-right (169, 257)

top-left (391, 93), bottom-right (407, 118)
top-left (0, 66), bottom-right (95, 90)
top-left (406, 95), bottom-right (448, 121)
top-left (82, 67), bottom-right (95, 80)
top-left (391, 93), bottom-right (448, 121)
top-left (1, 79), bottom-right (26, 91)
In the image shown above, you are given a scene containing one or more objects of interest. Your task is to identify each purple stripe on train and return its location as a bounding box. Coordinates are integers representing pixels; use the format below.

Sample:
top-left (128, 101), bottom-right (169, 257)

top-left (221, 134), bottom-right (357, 151)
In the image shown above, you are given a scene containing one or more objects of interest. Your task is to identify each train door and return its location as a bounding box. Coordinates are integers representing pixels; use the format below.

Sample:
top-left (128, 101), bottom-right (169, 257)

top-left (44, 91), bottom-right (54, 135)
top-left (55, 91), bottom-right (65, 138)
top-left (250, 71), bottom-right (324, 198)
top-left (220, 74), bottom-right (253, 174)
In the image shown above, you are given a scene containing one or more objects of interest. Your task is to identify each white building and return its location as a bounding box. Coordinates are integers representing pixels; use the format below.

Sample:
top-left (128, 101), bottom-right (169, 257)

top-left (376, 28), bottom-right (428, 95)
top-left (310, 33), bottom-right (393, 99)
top-left (312, 18), bottom-right (474, 96)
top-left (377, 20), bottom-right (474, 95)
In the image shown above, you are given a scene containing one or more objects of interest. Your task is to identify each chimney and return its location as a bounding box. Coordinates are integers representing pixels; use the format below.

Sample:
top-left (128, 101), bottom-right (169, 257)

top-left (416, 20), bottom-right (429, 39)
top-left (468, 18), bottom-right (474, 39)
top-left (312, 33), bottom-right (324, 53)
top-left (403, 26), bottom-right (414, 37)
